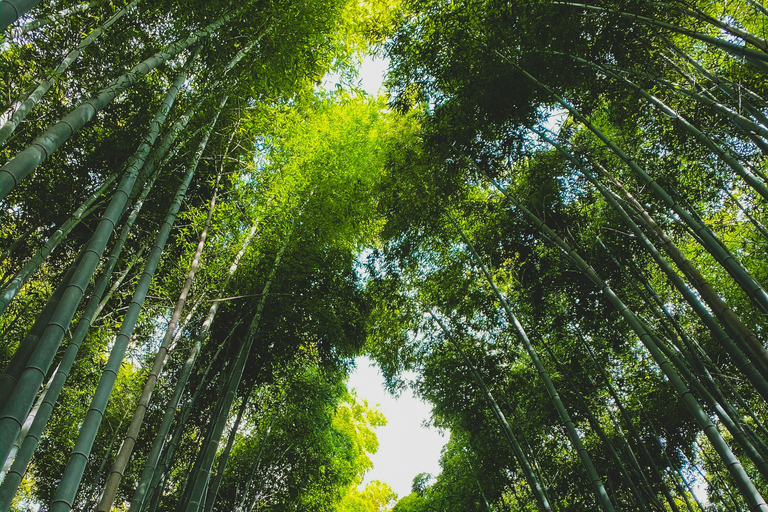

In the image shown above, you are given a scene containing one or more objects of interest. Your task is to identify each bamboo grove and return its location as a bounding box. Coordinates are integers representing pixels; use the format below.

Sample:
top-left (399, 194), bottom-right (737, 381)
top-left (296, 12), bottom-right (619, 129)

top-left (3, 0), bottom-right (768, 511)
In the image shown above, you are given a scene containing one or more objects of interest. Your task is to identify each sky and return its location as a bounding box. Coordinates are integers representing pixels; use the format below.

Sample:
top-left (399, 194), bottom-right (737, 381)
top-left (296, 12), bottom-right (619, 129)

top-left (321, 55), bottom-right (389, 97)
top-left (347, 357), bottom-right (445, 500)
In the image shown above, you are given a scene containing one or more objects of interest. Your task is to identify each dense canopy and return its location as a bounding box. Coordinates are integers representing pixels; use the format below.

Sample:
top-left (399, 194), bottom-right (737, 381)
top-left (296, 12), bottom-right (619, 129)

top-left (2, 0), bottom-right (768, 510)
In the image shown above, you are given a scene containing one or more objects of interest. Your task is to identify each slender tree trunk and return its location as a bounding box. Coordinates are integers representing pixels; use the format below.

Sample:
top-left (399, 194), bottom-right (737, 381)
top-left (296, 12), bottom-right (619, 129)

top-left (182, 222), bottom-right (294, 512)
top-left (0, 249), bottom-right (82, 413)
top-left (0, 360), bottom-right (55, 482)
top-left (94, 114), bottom-right (223, 512)
top-left (449, 214), bottom-right (617, 512)
top-left (0, 0), bottom-right (104, 43)
top-left (82, 418), bottom-right (124, 512)
top-left (663, 39), bottom-right (768, 129)
top-left (570, 55), bottom-right (768, 201)
top-left (506, 57), bottom-right (768, 318)
top-left (0, 61), bottom-right (188, 469)
top-left (92, 251), bottom-right (143, 325)
top-left (0, 174), bottom-right (114, 316)
top-left (658, 2), bottom-right (768, 50)
top-left (538, 339), bottom-right (654, 512)
top-left (554, 2), bottom-right (768, 68)
top-left (618, 250), bottom-right (768, 464)
top-left (594, 164), bottom-right (768, 373)
top-left (0, 0), bottom-right (142, 147)
top-left (203, 383), bottom-right (253, 512)
top-left (48, 103), bottom-right (212, 511)
top-left (575, 327), bottom-right (681, 512)
top-left (235, 414), bottom-right (276, 512)
top-left (129, 219), bottom-right (260, 512)
top-left (0, 13), bottom-right (229, 200)
top-left (245, 443), bottom-right (293, 512)
top-left (0, 230), bottom-right (145, 511)
top-left (429, 311), bottom-right (554, 512)
top-left (535, 129), bottom-right (768, 397)
top-left (0, 0), bottom-right (42, 31)
top-left (483, 178), bottom-right (768, 510)
top-left (0, 142), bottom-right (175, 504)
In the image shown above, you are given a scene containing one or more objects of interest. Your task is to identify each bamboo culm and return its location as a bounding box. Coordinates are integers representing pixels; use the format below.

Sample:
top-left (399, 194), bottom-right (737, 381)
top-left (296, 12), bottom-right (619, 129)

top-left (182, 222), bottom-right (294, 512)
top-left (0, 255), bottom-right (81, 415)
top-left (48, 110), bottom-right (208, 512)
top-left (0, 13), bottom-right (229, 200)
top-left (0, 0), bottom-right (143, 147)
top-left (449, 214), bottom-right (617, 512)
top-left (203, 383), bottom-right (253, 512)
top-left (575, 327), bottom-right (682, 512)
top-left (535, 129), bottom-right (768, 398)
top-left (484, 176), bottom-right (768, 510)
top-left (0, 174), bottom-right (115, 316)
top-left (0, 62), bottom-right (188, 469)
top-left (429, 311), bottom-right (554, 512)
top-left (0, 0), bottom-right (104, 44)
top-left (539, 339), bottom-right (653, 512)
top-left (0, 0), bottom-right (43, 31)
top-left (0, 147), bottom-right (179, 507)
top-left (129, 219), bottom-right (259, 512)
top-left (235, 414), bottom-right (276, 512)
top-left (501, 54), bottom-right (768, 319)
top-left (94, 104), bottom-right (224, 512)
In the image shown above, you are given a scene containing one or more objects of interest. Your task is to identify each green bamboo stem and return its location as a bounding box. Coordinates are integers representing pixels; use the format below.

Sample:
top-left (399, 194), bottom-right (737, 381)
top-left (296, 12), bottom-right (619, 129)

top-left (235, 414), bottom-right (276, 512)
top-left (534, 128), bottom-right (768, 398)
top-left (0, 257), bottom-right (79, 414)
top-left (48, 106), bottom-right (207, 512)
top-left (449, 213), bottom-right (617, 512)
top-left (81, 417), bottom-right (124, 512)
top-left (0, 0), bottom-right (42, 31)
top-left (575, 327), bottom-right (681, 512)
top-left (621, 252), bottom-right (768, 459)
top-left (662, 444), bottom-right (705, 512)
top-left (94, 108), bottom-right (224, 512)
top-left (0, 358), bottom-right (55, 481)
top-left (593, 166), bottom-right (768, 375)
top-left (0, 61), bottom-right (187, 471)
top-left (202, 383), bottom-right (254, 512)
top-left (429, 310), bottom-right (554, 512)
top-left (0, 0), bottom-right (104, 43)
top-left (553, 2), bottom-right (768, 68)
top-left (483, 178), bottom-right (768, 510)
top-left (0, 174), bottom-right (114, 316)
top-left (654, 1), bottom-right (768, 50)
top-left (0, 249), bottom-right (144, 511)
top-left (0, 13), bottom-right (230, 200)
top-left (130, 331), bottom-right (228, 512)
top-left (182, 222), bottom-right (294, 512)
top-left (538, 338), bottom-right (653, 512)
top-left (663, 38), bottom-right (768, 126)
top-left (129, 219), bottom-right (260, 512)
top-left (507, 58), bottom-right (768, 319)
top-left (0, 0), bottom-right (142, 147)
top-left (568, 55), bottom-right (768, 202)
top-left (652, 73), bottom-right (768, 140)
top-left (746, 0), bottom-right (768, 17)
top-left (641, 317), bottom-right (768, 482)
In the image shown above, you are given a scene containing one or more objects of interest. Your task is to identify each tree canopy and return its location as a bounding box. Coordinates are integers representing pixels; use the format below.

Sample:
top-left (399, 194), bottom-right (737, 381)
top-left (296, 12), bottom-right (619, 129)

top-left (3, 0), bottom-right (768, 511)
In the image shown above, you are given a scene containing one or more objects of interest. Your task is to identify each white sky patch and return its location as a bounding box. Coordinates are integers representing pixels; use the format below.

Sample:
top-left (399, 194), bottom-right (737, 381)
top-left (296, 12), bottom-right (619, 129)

top-left (358, 56), bottom-right (389, 96)
top-left (348, 356), bottom-right (445, 499)
top-left (321, 55), bottom-right (389, 96)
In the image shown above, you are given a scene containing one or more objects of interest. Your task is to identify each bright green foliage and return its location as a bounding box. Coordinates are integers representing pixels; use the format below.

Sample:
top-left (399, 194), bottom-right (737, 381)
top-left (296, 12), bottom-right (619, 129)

top-left (336, 480), bottom-right (397, 512)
